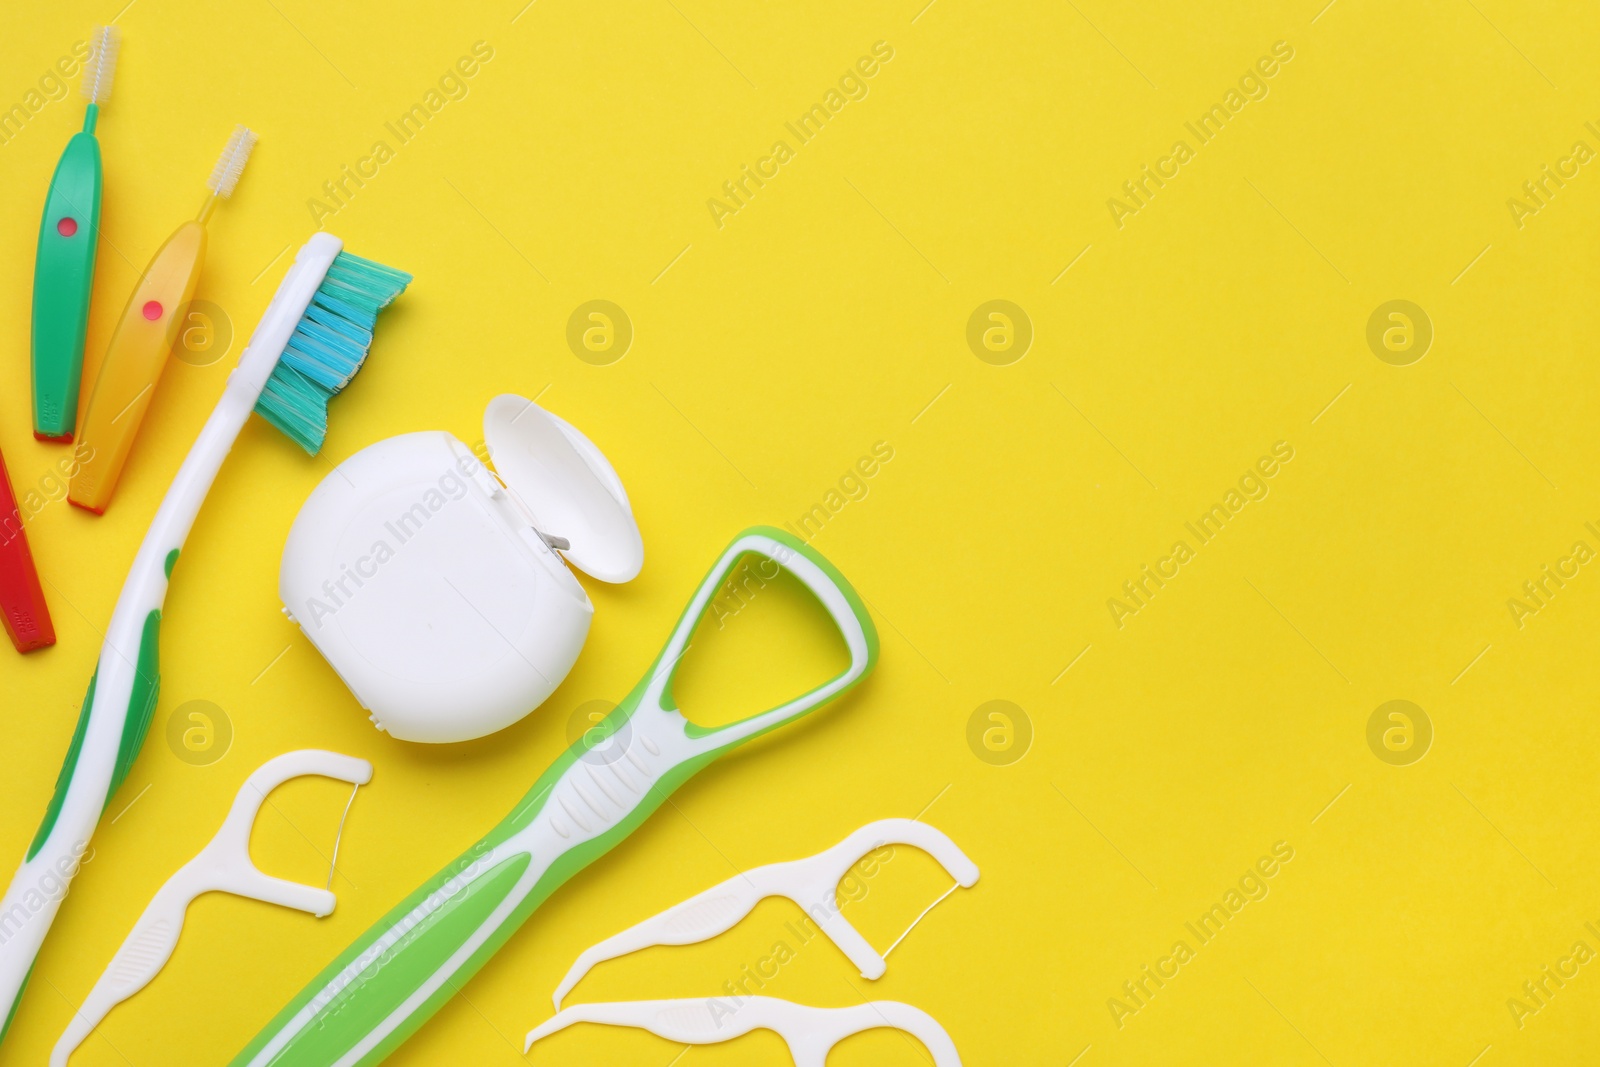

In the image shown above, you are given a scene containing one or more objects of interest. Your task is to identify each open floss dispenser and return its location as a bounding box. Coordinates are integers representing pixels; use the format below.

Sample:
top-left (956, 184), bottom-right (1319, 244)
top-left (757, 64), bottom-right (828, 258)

top-left (279, 394), bottom-right (643, 742)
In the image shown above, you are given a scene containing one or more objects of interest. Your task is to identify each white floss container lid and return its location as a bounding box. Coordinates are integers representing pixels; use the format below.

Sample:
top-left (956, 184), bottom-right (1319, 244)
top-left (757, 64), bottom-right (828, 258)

top-left (279, 395), bottom-right (642, 743)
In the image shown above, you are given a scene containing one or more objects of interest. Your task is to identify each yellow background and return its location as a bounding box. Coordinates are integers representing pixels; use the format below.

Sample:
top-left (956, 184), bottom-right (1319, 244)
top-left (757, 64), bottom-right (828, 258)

top-left (3, 0), bottom-right (1600, 1063)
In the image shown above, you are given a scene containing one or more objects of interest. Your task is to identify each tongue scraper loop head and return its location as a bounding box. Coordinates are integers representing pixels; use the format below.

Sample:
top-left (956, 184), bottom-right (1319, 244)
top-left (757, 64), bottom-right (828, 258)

top-left (524, 997), bottom-right (963, 1067)
top-left (551, 817), bottom-right (980, 1009)
top-left (50, 750), bottom-right (372, 1067)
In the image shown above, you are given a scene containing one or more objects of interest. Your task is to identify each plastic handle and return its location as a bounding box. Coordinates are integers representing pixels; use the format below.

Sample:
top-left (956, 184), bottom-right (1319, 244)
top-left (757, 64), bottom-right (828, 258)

top-left (31, 130), bottom-right (103, 441)
top-left (231, 527), bottom-right (879, 1067)
top-left (0, 451), bottom-right (55, 652)
top-left (524, 997), bottom-right (962, 1067)
top-left (553, 818), bottom-right (980, 1007)
top-left (50, 750), bottom-right (371, 1066)
top-left (0, 235), bottom-right (340, 1051)
top-left (71, 219), bottom-right (209, 513)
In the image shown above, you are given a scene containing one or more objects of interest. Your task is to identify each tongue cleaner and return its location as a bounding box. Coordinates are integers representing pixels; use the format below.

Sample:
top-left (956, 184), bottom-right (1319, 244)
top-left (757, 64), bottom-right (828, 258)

top-left (50, 750), bottom-right (372, 1067)
top-left (552, 818), bottom-right (979, 1009)
top-left (524, 997), bottom-right (962, 1066)
top-left (230, 528), bottom-right (878, 1066)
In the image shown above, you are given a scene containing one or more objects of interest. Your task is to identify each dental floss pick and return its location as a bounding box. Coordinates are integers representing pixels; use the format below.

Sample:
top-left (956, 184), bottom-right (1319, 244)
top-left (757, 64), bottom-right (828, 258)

top-left (50, 751), bottom-right (373, 1066)
top-left (551, 818), bottom-right (980, 1009)
top-left (523, 997), bottom-right (963, 1066)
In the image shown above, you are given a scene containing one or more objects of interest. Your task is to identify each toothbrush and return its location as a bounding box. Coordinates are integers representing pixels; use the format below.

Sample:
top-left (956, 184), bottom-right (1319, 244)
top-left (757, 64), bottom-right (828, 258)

top-left (0, 450), bottom-right (55, 652)
top-left (0, 233), bottom-right (410, 1048)
top-left (70, 125), bottom-right (257, 513)
top-left (232, 527), bottom-right (878, 1066)
top-left (31, 25), bottom-right (118, 443)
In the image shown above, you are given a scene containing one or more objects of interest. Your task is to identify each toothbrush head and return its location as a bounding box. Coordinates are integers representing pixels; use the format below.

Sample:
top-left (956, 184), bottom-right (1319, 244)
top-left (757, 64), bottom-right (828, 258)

top-left (253, 240), bottom-right (412, 454)
top-left (207, 125), bottom-right (258, 198)
top-left (82, 25), bottom-right (119, 105)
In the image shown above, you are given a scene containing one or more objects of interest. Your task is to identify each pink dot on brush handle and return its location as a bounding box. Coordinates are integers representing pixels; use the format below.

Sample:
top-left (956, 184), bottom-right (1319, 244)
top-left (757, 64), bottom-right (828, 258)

top-left (142, 301), bottom-right (163, 321)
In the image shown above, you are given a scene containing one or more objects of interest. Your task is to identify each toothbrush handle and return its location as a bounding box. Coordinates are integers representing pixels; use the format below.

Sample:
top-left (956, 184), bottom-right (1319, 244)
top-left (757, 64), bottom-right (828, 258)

top-left (0, 235), bottom-right (335, 1046)
top-left (0, 371), bottom-right (259, 1045)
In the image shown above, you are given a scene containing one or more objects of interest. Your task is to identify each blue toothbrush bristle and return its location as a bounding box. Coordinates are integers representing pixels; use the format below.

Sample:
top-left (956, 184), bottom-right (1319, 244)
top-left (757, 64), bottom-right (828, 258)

top-left (253, 251), bottom-right (412, 454)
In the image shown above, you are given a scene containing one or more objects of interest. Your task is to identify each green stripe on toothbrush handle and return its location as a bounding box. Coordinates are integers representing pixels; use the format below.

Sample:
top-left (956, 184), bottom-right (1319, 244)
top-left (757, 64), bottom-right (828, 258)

top-left (24, 671), bottom-right (95, 862)
top-left (110, 610), bottom-right (162, 799)
top-left (4, 608), bottom-right (161, 1043)
top-left (25, 610), bottom-right (161, 862)
top-left (26, 534), bottom-right (172, 859)
top-left (31, 122), bottom-right (102, 440)
top-left (0, 962), bottom-right (33, 1048)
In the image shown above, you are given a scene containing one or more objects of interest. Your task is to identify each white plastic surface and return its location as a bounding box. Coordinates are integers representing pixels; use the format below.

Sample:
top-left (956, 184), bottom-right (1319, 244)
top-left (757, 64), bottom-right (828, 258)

top-left (524, 997), bottom-right (962, 1066)
top-left (483, 395), bottom-right (643, 583)
top-left (552, 818), bottom-right (978, 1008)
top-left (280, 395), bottom-right (641, 743)
top-left (50, 750), bottom-right (372, 1066)
top-left (279, 428), bottom-right (600, 743)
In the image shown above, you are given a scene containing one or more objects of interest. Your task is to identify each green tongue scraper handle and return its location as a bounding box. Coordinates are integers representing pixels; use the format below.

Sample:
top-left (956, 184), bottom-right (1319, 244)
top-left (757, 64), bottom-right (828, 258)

top-left (32, 25), bottom-right (118, 442)
top-left (232, 527), bottom-right (878, 1066)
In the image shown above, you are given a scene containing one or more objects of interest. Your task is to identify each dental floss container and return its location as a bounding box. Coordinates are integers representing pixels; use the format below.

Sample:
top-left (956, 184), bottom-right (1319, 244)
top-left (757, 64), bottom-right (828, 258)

top-left (279, 394), bottom-right (643, 743)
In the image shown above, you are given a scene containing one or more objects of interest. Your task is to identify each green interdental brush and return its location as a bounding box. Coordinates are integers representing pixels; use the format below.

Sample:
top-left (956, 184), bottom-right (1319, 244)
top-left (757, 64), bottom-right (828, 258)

top-left (30, 25), bottom-right (119, 442)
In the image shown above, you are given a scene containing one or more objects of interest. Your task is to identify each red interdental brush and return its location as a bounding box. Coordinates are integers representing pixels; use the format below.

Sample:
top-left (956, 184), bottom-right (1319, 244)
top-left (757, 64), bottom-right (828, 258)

top-left (0, 450), bottom-right (55, 652)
